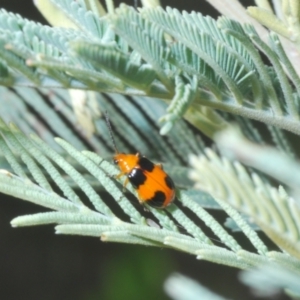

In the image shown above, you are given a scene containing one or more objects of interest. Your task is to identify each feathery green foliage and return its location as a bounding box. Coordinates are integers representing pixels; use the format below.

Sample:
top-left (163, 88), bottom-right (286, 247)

top-left (1, 0), bottom-right (300, 299)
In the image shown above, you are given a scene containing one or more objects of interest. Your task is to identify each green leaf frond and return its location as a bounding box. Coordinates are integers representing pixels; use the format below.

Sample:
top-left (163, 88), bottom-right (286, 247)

top-left (1, 6), bottom-right (300, 296)
top-left (0, 84), bottom-right (205, 167)
top-left (111, 4), bottom-right (174, 93)
top-left (143, 8), bottom-right (252, 103)
top-left (72, 41), bottom-right (157, 92)
top-left (48, 0), bottom-right (107, 37)
top-left (0, 114), bottom-right (293, 270)
top-left (164, 273), bottom-right (228, 300)
top-left (159, 75), bottom-right (198, 135)
top-left (240, 264), bottom-right (300, 298)
top-left (215, 126), bottom-right (300, 191)
top-left (247, 1), bottom-right (300, 47)
top-left (189, 149), bottom-right (300, 262)
top-left (0, 3), bottom-right (300, 135)
top-left (142, 7), bottom-right (300, 134)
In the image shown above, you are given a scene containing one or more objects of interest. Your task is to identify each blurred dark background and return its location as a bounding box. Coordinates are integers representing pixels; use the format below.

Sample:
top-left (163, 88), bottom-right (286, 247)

top-left (0, 1), bottom-right (288, 300)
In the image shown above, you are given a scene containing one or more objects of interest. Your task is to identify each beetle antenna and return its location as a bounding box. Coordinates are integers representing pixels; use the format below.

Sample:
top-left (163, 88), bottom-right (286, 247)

top-left (104, 111), bottom-right (119, 154)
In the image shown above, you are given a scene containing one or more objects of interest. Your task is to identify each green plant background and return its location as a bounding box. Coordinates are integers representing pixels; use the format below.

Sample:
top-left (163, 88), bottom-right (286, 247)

top-left (0, 1), bottom-right (289, 300)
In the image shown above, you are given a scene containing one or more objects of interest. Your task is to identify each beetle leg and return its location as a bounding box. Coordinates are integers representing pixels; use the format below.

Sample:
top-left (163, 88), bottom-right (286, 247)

top-left (119, 177), bottom-right (129, 193)
top-left (115, 172), bottom-right (125, 180)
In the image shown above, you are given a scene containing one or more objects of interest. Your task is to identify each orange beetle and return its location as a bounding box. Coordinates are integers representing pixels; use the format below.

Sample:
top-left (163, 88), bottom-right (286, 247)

top-left (105, 112), bottom-right (175, 208)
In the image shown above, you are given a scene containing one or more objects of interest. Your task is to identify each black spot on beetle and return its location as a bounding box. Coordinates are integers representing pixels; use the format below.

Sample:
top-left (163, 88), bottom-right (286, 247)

top-left (128, 168), bottom-right (146, 189)
top-left (165, 175), bottom-right (175, 189)
top-left (147, 191), bottom-right (166, 208)
top-left (138, 156), bottom-right (154, 172)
